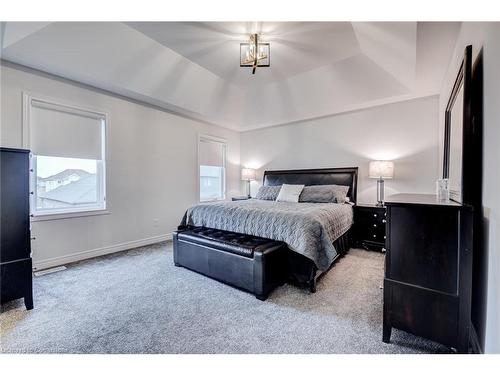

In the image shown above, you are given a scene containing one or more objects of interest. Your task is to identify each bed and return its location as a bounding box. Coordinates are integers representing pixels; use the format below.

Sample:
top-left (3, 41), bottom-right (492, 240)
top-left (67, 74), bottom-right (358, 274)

top-left (177, 167), bottom-right (358, 293)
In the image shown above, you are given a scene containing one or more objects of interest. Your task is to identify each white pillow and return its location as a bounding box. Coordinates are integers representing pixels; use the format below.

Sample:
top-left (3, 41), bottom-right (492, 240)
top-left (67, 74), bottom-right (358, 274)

top-left (276, 184), bottom-right (305, 203)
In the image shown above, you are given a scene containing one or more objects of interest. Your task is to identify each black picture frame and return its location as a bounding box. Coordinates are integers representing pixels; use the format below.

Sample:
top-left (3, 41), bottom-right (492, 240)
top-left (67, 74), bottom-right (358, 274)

top-left (443, 45), bottom-right (472, 203)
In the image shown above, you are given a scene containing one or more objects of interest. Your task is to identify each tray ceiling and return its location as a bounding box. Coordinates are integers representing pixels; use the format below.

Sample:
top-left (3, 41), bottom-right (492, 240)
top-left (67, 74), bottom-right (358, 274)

top-left (126, 22), bottom-right (362, 88)
top-left (1, 22), bottom-right (460, 131)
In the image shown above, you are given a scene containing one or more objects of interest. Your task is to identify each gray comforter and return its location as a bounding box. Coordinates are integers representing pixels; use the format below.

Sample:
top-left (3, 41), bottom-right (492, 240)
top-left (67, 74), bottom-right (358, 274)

top-left (181, 199), bottom-right (353, 271)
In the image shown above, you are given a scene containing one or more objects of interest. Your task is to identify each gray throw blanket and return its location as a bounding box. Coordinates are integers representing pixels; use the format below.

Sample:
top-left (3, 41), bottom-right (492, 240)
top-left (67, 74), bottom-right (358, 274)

top-left (181, 199), bottom-right (353, 271)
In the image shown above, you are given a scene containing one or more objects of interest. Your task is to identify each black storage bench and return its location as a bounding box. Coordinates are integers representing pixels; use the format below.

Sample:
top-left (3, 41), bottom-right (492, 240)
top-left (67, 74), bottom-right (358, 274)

top-left (173, 227), bottom-right (286, 300)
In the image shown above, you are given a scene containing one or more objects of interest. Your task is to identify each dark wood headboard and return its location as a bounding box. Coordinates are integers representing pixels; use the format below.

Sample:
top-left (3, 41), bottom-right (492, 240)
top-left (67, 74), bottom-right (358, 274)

top-left (263, 167), bottom-right (358, 204)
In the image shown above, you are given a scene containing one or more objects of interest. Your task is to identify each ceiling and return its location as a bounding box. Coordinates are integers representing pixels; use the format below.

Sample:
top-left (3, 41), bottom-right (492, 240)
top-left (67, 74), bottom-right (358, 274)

top-left (126, 22), bottom-right (362, 88)
top-left (0, 22), bottom-right (460, 131)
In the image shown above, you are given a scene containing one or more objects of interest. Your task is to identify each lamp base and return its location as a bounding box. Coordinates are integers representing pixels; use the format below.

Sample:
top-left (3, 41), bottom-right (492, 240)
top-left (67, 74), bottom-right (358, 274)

top-left (376, 178), bottom-right (385, 206)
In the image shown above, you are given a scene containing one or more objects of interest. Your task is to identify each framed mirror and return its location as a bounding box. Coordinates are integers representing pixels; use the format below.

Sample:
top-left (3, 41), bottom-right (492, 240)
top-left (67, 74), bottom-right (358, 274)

top-left (443, 44), bottom-right (484, 352)
top-left (443, 45), bottom-right (472, 203)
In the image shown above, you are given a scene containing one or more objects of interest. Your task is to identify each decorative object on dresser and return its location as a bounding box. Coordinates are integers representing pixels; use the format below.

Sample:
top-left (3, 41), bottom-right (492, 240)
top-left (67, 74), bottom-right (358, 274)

top-left (436, 178), bottom-right (450, 202)
top-left (353, 204), bottom-right (386, 252)
top-left (241, 168), bottom-right (256, 198)
top-left (368, 160), bottom-right (394, 206)
top-left (0, 147), bottom-right (33, 310)
top-left (383, 194), bottom-right (473, 353)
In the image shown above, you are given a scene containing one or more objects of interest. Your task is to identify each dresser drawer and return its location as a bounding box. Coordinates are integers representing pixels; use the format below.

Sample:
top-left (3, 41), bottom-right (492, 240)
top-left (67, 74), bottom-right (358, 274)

top-left (365, 226), bottom-right (386, 242)
top-left (386, 205), bottom-right (459, 294)
top-left (384, 279), bottom-right (458, 348)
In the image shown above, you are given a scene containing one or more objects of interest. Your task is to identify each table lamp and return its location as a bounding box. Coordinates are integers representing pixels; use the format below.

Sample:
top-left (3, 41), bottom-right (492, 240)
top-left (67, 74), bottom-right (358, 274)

top-left (241, 168), bottom-right (256, 198)
top-left (369, 160), bottom-right (394, 206)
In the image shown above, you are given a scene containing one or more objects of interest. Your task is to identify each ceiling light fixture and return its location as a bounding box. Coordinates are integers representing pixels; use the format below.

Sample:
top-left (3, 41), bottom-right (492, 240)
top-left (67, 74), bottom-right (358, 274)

top-left (240, 34), bottom-right (270, 74)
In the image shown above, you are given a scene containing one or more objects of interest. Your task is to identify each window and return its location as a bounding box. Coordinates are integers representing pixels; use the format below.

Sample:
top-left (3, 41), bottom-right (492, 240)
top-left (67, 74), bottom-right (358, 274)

top-left (198, 136), bottom-right (226, 202)
top-left (24, 95), bottom-right (106, 217)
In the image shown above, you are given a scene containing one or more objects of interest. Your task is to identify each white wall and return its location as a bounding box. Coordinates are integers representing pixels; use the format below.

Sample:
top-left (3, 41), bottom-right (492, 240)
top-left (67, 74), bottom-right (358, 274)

top-left (240, 96), bottom-right (440, 204)
top-left (0, 63), bottom-right (241, 269)
top-left (438, 22), bottom-right (500, 354)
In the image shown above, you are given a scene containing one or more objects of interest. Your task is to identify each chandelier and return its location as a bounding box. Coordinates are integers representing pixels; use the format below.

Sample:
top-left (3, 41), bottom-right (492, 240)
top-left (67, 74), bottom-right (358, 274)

top-left (240, 34), bottom-right (270, 74)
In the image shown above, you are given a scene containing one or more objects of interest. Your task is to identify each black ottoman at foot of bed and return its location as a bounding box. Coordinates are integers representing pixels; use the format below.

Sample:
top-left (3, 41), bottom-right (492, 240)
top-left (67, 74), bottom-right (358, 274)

top-left (173, 227), bottom-right (287, 300)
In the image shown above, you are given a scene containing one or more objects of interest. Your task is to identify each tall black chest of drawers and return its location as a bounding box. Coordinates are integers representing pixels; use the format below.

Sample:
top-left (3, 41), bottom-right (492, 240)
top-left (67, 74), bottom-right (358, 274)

top-left (383, 194), bottom-right (473, 352)
top-left (0, 147), bottom-right (33, 310)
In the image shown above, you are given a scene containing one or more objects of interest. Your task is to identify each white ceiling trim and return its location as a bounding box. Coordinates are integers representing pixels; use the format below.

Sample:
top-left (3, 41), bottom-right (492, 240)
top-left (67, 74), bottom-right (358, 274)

top-left (240, 92), bottom-right (440, 132)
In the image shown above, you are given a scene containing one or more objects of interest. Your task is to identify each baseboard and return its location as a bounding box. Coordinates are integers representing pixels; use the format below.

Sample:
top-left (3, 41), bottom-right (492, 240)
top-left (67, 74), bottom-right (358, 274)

top-left (470, 324), bottom-right (483, 354)
top-left (33, 233), bottom-right (172, 271)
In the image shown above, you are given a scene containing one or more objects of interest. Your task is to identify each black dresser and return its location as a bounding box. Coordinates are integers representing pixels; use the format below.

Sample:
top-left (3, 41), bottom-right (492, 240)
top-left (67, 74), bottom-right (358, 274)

top-left (353, 204), bottom-right (386, 251)
top-left (383, 194), bottom-right (472, 352)
top-left (0, 147), bottom-right (33, 310)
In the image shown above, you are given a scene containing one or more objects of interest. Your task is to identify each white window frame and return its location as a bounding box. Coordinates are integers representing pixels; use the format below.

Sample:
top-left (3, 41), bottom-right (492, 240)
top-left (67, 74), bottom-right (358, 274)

top-left (23, 92), bottom-right (108, 221)
top-left (198, 134), bottom-right (227, 202)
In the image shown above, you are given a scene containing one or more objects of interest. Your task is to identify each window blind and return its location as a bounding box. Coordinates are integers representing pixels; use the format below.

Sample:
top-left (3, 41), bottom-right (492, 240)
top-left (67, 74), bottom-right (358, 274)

top-left (199, 138), bottom-right (225, 167)
top-left (29, 99), bottom-right (104, 160)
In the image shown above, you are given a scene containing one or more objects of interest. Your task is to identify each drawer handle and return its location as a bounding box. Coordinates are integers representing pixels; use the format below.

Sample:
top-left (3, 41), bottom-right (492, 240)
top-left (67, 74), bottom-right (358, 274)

top-left (373, 224), bottom-right (377, 227)
top-left (373, 234), bottom-right (377, 238)
top-left (373, 214), bottom-right (377, 217)
top-left (382, 219), bottom-right (386, 223)
top-left (384, 236), bottom-right (386, 239)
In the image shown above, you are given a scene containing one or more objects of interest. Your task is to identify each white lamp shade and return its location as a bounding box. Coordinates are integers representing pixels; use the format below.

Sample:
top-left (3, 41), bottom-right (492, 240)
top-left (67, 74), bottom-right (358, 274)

top-left (369, 160), bottom-right (394, 179)
top-left (241, 168), bottom-right (256, 181)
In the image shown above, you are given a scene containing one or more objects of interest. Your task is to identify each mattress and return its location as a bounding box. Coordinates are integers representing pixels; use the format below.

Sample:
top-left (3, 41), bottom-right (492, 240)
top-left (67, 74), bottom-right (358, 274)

top-left (181, 199), bottom-right (354, 271)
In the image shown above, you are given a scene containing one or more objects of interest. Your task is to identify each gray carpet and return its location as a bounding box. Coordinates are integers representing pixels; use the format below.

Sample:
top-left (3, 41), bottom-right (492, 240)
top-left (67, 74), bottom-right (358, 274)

top-left (0, 242), bottom-right (450, 354)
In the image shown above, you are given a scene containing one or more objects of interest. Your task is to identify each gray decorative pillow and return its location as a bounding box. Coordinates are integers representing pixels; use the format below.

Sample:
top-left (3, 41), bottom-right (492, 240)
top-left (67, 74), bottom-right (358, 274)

top-left (299, 185), bottom-right (335, 203)
top-left (299, 184), bottom-right (350, 203)
top-left (255, 185), bottom-right (282, 201)
top-left (331, 185), bottom-right (350, 203)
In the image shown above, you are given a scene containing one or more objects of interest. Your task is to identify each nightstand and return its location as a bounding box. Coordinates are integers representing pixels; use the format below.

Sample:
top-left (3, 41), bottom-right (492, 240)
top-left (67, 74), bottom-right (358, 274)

top-left (353, 204), bottom-right (386, 252)
top-left (232, 196), bottom-right (250, 201)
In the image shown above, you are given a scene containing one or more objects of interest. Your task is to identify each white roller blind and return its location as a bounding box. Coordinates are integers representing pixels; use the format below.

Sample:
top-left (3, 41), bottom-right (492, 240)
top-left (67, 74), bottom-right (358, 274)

top-left (29, 99), bottom-right (104, 160)
top-left (199, 138), bottom-right (225, 167)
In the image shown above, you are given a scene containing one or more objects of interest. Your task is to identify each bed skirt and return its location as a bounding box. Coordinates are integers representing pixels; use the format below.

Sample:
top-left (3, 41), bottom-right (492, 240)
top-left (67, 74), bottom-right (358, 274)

top-left (285, 229), bottom-right (352, 292)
